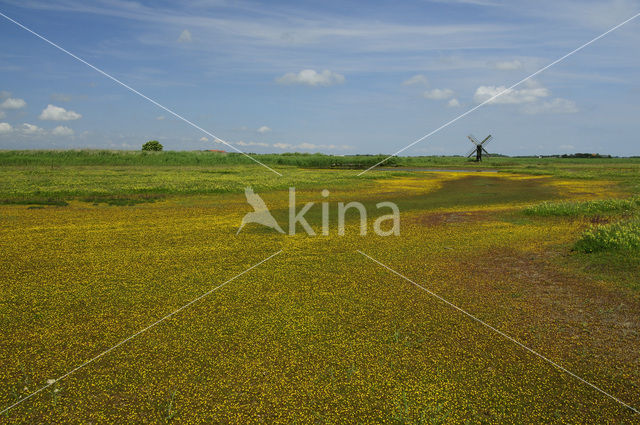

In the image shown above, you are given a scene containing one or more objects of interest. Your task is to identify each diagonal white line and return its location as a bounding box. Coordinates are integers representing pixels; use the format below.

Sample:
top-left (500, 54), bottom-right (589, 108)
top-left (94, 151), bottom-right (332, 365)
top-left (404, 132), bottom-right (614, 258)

top-left (358, 12), bottom-right (640, 176)
top-left (0, 250), bottom-right (282, 416)
top-left (0, 11), bottom-right (283, 177)
top-left (357, 249), bottom-right (639, 415)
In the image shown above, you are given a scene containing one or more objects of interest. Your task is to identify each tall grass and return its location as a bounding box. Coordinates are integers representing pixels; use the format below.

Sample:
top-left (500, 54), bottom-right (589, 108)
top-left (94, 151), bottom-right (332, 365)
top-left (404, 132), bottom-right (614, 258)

top-left (523, 197), bottom-right (640, 217)
top-left (574, 218), bottom-right (640, 253)
top-left (0, 150), bottom-right (401, 168)
top-left (525, 197), bottom-right (640, 254)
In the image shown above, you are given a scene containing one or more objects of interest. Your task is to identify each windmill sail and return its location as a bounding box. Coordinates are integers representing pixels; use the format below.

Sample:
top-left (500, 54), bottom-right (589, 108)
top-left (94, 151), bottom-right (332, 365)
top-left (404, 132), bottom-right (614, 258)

top-left (466, 134), bottom-right (493, 161)
top-left (480, 135), bottom-right (492, 145)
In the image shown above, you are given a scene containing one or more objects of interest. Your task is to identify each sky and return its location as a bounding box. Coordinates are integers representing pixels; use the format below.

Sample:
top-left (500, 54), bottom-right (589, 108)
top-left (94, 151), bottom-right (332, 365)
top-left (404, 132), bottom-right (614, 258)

top-left (0, 0), bottom-right (639, 156)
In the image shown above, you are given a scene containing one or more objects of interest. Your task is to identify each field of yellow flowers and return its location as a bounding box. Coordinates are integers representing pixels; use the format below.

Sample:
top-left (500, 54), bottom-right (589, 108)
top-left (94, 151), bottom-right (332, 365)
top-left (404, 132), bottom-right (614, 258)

top-left (1, 168), bottom-right (639, 424)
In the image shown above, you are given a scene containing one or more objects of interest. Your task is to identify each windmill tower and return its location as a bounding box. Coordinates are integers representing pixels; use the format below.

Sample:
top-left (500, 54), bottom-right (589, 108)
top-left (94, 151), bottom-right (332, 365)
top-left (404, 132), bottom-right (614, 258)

top-left (466, 134), bottom-right (492, 162)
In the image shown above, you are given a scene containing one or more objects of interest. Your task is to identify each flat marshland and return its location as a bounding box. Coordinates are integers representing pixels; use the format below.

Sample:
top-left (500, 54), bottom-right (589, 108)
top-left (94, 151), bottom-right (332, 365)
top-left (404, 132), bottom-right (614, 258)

top-left (1, 151), bottom-right (639, 423)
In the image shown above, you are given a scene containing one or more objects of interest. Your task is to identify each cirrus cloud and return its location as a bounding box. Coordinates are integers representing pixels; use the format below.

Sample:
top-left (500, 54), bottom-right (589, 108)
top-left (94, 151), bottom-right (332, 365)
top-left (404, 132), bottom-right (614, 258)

top-left (51, 93), bottom-right (73, 102)
top-left (492, 59), bottom-right (523, 70)
top-left (39, 104), bottom-right (82, 121)
top-left (272, 142), bottom-right (352, 151)
top-left (276, 69), bottom-right (345, 87)
top-left (522, 98), bottom-right (579, 114)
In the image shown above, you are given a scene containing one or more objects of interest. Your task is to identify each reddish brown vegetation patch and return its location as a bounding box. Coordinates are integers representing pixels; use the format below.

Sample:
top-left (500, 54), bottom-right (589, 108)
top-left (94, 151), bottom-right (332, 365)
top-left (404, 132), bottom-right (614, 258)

top-left (411, 210), bottom-right (495, 227)
top-left (589, 215), bottom-right (612, 225)
top-left (457, 246), bottom-right (640, 395)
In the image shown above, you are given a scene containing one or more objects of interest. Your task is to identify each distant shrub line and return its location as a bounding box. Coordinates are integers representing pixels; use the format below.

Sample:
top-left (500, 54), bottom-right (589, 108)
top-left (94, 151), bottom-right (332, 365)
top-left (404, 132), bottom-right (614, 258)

top-left (2, 150), bottom-right (640, 169)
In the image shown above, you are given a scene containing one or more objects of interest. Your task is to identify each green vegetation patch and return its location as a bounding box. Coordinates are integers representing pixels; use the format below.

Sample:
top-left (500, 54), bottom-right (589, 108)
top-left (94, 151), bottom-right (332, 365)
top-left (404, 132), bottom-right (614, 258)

top-left (524, 197), bottom-right (640, 217)
top-left (0, 150), bottom-right (399, 168)
top-left (574, 218), bottom-right (640, 253)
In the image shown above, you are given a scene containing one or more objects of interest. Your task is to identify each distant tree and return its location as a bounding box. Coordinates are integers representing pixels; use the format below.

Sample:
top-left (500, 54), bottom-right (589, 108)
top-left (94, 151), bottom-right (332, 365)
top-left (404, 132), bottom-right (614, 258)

top-left (142, 140), bottom-right (163, 151)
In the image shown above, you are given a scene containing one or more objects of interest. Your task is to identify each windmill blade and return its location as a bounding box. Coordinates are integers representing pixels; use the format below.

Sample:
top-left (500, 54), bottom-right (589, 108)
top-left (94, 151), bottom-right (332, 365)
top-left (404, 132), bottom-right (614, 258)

top-left (465, 146), bottom-right (477, 157)
top-left (479, 135), bottom-right (493, 146)
top-left (467, 134), bottom-right (479, 145)
top-left (482, 147), bottom-right (490, 156)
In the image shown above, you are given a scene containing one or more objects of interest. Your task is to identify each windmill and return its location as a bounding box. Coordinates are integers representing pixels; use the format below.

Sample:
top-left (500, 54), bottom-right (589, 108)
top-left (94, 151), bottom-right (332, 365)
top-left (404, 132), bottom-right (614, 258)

top-left (466, 134), bottom-right (492, 162)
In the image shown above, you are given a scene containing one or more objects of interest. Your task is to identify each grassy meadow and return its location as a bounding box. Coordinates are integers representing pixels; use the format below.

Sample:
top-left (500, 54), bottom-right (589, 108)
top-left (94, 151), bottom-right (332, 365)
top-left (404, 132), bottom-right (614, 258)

top-left (1, 152), bottom-right (639, 423)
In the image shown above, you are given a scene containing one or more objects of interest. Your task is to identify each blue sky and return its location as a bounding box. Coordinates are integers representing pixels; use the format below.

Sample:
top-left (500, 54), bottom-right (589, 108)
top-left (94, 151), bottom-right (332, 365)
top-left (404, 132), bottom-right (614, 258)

top-left (0, 0), bottom-right (639, 155)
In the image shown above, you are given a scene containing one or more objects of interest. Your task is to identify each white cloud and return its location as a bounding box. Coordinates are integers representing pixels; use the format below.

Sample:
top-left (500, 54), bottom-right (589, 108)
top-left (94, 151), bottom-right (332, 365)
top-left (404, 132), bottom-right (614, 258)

top-left (156, 115), bottom-right (166, 120)
top-left (493, 59), bottom-right (522, 70)
top-left (0, 91), bottom-right (10, 99)
top-left (474, 81), bottom-right (575, 114)
top-left (273, 142), bottom-right (293, 149)
top-left (177, 29), bottom-right (192, 43)
top-left (0, 122), bottom-right (12, 134)
top-left (1, 97), bottom-right (27, 109)
top-left (297, 142), bottom-right (319, 150)
top-left (474, 81), bottom-right (549, 104)
top-left (39, 104), bottom-right (82, 121)
top-left (447, 98), bottom-right (461, 107)
top-left (423, 88), bottom-right (454, 100)
top-left (236, 141), bottom-right (269, 147)
top-left (51, 125), bottom-right (75, 136)
top-left (276, 69), bottom-right (345, 87)
top-left (522, 98), bottom-right (579, 114)
top-left (272, 142), bottom-right (352, 151)
top-left (21, 123), bottom-right (45, 135)
top-left (199, 136), bottom-right (209, 142)
top-left (403, 74), bottom-right (428, 86)
top-left (257, 126), bottom-right (271, 134)
top-left (0, 111), bottom-right (5, 119)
